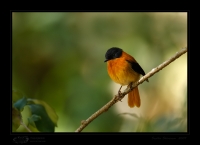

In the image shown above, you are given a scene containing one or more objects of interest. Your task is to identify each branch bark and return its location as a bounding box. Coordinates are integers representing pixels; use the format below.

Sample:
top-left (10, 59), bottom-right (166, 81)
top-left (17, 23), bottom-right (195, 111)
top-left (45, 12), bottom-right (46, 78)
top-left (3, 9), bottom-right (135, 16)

top-left (75, 47), bottom-right (187, 132)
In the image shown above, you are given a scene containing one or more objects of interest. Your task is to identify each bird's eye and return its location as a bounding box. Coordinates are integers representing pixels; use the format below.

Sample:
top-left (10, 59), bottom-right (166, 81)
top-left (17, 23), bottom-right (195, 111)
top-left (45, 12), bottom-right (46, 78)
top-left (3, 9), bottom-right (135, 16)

top-left (114, 51), bottom-right (121, 58)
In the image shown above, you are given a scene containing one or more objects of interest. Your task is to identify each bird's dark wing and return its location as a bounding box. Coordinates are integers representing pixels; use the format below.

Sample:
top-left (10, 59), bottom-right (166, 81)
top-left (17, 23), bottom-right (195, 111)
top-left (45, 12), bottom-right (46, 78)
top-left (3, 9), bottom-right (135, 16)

top-left (126, 60), bottom-right (146, 76)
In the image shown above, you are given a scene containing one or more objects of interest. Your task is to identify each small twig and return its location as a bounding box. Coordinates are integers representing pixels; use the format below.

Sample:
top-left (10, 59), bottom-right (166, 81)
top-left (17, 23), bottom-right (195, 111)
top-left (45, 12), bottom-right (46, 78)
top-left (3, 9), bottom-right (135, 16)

top-left (75, 47), bottom-right (187, 132)
top-left (19, 115), bottom-right (32, 132)
top-left (20, 121), bottom-right (32, 132)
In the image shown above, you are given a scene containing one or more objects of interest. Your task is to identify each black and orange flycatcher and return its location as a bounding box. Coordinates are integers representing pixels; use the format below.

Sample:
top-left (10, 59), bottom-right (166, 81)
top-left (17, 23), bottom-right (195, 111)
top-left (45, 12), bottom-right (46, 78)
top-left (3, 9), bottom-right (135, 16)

top-left (104, 47), bottom-right (149, 108)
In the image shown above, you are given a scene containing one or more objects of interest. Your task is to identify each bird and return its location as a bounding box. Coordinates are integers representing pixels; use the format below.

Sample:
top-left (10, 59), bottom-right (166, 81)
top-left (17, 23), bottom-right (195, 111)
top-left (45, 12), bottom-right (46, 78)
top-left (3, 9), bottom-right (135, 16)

top-left (104, 47), bottom-right (148, 108)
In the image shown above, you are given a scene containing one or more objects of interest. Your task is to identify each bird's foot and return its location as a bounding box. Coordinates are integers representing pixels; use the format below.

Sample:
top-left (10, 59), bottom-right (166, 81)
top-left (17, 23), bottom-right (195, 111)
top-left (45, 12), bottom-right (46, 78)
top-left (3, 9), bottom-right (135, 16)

top-left (114, 86), bottom-right (123, 102)
top-left (118, 86), bottom-right (122, 95)
top-left (115, 94), bottom-right (123, 102)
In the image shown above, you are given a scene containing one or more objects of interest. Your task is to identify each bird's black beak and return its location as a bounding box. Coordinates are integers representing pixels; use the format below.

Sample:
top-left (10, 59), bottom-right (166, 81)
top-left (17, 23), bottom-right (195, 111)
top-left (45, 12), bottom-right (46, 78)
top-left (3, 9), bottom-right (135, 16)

top-left (104, 59), bottom-right (108, 62)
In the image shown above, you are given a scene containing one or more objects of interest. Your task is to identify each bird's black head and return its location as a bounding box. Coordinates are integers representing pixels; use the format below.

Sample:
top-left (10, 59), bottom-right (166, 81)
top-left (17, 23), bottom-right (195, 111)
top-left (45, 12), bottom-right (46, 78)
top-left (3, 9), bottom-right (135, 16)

top-left (104, 47), bottom-right (123, 62)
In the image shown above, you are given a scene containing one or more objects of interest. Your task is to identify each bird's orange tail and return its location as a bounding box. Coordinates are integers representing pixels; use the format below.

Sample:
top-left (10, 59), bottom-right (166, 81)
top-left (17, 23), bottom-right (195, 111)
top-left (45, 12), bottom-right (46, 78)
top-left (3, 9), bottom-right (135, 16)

top-left (128, 86), bottom-right (140, 108)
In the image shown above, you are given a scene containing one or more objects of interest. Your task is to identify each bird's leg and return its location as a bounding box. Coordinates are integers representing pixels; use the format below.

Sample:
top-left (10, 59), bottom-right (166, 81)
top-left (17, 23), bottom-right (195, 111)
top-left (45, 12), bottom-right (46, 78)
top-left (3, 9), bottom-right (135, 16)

top-left (118, 86), bottom-right (122, 95)
top-left (128, 82), bottom-right (133, 90)
top-left (116, 86), bottom-right (123, 102)
top-left (128, 82), bottom-right (137, 90)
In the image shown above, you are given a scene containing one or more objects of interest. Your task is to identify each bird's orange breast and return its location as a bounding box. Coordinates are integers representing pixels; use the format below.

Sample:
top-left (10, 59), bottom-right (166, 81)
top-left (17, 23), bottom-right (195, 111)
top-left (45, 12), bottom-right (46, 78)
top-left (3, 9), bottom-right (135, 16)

top-left (107, 52), bottom-right (140, 86)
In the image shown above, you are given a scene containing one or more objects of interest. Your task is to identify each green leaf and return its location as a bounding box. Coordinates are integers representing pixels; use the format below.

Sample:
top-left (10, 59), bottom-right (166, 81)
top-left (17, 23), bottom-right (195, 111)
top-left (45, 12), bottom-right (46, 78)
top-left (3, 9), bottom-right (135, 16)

top-left (12, 107), bottom-right (21, 132)
top-left (27, 98), bottom-right (58, 127)
top-left (28, 104), bottom-right (56, 132)
top-left (28, 114), bottom-right (41, 128)
top-left (13, 97), bottom-right (27, 112)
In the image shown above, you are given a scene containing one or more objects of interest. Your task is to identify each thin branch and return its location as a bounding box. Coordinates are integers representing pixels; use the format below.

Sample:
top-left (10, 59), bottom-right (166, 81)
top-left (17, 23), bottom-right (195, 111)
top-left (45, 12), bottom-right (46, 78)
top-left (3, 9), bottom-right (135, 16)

top-left (20, 121), bottom-right (32, 132)
top-left (19, 114), bottom-right (32, 132)
top-left (75, 47), bottom-right (187, 132)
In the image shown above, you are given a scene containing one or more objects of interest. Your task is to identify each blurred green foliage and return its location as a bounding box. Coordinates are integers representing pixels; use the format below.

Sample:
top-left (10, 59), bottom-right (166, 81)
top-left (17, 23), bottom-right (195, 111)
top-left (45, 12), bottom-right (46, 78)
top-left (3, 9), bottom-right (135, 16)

top-left (12, 95), bottom-right (58, 132)
top-left (12, 12), bottom-right (187, 132)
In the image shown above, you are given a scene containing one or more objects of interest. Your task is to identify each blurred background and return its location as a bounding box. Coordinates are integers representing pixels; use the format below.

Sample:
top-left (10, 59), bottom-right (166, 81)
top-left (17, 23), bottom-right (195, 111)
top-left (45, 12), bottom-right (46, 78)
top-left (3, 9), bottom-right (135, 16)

top-left (12, 12), bottom-right (187, 132)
